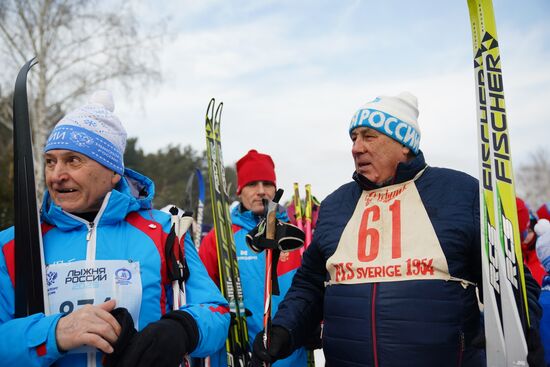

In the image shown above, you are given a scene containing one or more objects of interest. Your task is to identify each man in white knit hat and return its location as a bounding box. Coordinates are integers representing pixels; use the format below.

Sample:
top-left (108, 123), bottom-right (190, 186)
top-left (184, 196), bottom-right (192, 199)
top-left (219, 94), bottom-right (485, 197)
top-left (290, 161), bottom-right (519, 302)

top-left (252, 92), bottom-right (544, 366)
top-left (0, 91), bottom-right (230, 366)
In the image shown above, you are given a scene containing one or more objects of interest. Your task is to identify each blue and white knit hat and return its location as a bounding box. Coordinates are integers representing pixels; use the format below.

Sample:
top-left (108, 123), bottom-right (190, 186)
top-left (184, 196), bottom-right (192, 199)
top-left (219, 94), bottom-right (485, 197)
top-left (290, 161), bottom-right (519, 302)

top-left (44, 90), bottom-right (127, 175)
top-left (349, 92), bottom-right (421, 154)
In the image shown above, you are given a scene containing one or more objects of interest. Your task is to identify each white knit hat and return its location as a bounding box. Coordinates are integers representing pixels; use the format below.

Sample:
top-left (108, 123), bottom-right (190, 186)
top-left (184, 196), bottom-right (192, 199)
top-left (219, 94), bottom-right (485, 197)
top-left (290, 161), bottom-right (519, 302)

top-left (44, 90), bottom-right (127, 175)
top-left (349, 92), bottom-right (421, 154)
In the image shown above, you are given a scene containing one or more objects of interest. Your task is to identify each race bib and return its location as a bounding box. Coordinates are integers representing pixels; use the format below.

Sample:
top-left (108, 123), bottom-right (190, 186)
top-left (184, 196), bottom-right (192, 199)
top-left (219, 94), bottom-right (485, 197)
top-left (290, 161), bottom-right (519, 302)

top-left (46, 260), bottom-right (142, 353)
top-left (327, 175), bottom-right (451, 285)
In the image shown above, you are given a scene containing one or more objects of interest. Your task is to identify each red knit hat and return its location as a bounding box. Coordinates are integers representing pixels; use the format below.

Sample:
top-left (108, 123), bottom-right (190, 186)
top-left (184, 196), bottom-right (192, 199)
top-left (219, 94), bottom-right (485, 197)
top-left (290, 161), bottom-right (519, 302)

top-left (537, 202), bottom-right (550, 221)
top-left (236, 149), bottom-right (276, 194)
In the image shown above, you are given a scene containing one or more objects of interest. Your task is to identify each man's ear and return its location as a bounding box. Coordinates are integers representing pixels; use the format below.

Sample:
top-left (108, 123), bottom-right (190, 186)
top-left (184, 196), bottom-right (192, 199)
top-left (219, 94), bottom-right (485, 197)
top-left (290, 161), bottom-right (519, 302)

top-left (401, 145), bottom-right (411, 156)
top-left (111, 172), bottom-right (122, 186)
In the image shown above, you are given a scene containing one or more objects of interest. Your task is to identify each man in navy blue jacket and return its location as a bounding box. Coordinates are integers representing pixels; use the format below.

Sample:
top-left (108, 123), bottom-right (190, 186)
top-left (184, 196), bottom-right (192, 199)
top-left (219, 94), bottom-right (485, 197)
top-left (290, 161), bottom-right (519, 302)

top-left (251, 92), bottom-right (544, 367)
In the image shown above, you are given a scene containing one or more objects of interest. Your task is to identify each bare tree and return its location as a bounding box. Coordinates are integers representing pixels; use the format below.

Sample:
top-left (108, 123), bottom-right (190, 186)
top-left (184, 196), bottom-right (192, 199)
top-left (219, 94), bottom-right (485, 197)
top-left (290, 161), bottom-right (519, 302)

top-left (515, 147), bottom-right (550, 210)
top-left (0, 0), bottom-right (164, 198)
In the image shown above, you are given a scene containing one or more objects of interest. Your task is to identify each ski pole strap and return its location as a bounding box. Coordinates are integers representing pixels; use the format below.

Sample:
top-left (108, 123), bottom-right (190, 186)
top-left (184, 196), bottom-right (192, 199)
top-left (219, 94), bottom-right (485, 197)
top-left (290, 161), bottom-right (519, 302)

top-left (165, 222), bottom-right (190, 284)
top-left (165, 207), bottom-right (192, 284)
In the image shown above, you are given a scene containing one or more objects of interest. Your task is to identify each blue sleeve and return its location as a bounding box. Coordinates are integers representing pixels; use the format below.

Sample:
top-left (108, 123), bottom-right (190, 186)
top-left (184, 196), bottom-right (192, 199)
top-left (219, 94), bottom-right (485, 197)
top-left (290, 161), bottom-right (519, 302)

top-left (179, 233), bottom-right (230, 357)
top-left (0, 231), bottom-right (65, 366)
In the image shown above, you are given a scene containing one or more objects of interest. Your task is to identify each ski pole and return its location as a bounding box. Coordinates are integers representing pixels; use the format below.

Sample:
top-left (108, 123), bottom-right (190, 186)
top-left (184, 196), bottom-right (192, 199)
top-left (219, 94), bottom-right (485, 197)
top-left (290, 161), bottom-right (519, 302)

top-left (293, 183), bottom-right (304, 231)
top-left (167, 207), bottom-right (193, 367)
top-left (194, 168), bottom-right (205, 250)
top-left (263, 189), bottom-right (284, 367)
top-left (293, 183), bottom-right (306, 256)
top-left (304, 184), bottom-right (313, 250)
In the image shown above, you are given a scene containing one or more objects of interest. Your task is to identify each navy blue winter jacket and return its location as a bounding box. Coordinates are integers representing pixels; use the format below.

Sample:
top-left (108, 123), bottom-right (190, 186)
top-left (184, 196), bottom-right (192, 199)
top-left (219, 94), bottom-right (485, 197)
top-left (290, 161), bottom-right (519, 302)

top-left (273, 152), bottom-right (540, 367)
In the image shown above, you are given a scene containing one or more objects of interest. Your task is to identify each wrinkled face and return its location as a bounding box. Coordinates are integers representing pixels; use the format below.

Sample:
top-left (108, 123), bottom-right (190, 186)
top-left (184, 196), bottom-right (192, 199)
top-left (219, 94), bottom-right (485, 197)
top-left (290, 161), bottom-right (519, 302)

top-left (239, 181), bottom-right (276, 215)
top-left (351, 127), bottom-right (411, 185)
top-left (45, 150), bottom-right (121, 214)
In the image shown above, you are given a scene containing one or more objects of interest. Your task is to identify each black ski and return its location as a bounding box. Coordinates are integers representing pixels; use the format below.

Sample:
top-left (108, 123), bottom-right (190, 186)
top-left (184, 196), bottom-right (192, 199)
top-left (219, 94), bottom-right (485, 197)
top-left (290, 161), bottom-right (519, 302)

top-left (13, 58), bottom-right (48, 318)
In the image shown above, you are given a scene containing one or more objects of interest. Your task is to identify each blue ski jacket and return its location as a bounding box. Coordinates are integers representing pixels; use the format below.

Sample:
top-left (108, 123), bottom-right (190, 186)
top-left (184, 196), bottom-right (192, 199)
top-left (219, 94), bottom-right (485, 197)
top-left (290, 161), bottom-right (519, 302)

top-left (273, 152), bottom-right (542, 367)
top-left (200, 204), bottom-right (307, 367)
top-left (0, 168), bottom-right (229, 366)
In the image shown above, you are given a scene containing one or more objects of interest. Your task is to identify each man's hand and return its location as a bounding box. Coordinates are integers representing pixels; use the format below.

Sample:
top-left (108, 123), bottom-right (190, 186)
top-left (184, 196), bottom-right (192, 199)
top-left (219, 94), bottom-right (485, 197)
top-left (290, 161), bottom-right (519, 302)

top-left (252, 326), bottom-right (293, 366)
top-left (55, 299), bottom-right (121, 354)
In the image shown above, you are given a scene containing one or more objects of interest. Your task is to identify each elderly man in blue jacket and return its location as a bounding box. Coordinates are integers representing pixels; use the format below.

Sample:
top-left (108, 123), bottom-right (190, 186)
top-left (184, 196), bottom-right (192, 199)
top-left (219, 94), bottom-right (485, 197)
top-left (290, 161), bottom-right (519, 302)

top-left (0, 91), bottom-right (229, 366)
top-left (251, 92), bottom-right (544, 367)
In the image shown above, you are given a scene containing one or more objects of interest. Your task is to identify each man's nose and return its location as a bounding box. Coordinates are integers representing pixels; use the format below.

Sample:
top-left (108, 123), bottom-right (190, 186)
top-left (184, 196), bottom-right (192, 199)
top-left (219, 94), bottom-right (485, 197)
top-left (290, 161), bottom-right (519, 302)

top-left (352, 138), bottom-right (365, 155)
top-left (49, 163), bottom-right (68, 182)
top-left (257, 183), bottom-right (266, 195)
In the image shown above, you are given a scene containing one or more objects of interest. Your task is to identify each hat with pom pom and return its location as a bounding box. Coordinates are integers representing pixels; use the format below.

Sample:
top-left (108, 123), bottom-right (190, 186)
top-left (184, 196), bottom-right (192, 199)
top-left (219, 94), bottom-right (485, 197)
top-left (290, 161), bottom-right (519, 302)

top-left (44, 90), bottom-right (127, 175)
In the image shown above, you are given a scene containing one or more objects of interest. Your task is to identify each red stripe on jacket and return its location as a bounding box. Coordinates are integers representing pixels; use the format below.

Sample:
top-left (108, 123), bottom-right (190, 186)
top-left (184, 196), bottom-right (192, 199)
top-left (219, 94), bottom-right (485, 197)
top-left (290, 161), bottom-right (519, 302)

top-left (125, 212), bottom-right (169, 315)
top-left (2, 223), bottom-right (54, 288)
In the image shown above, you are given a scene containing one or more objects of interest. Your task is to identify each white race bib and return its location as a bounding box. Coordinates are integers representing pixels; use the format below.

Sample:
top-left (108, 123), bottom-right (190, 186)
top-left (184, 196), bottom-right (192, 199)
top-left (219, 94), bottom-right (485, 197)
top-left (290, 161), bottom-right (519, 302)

top-left (327, 174), bottom-right (451, 285)
top-left (46, 260), bottom-right (142, 353)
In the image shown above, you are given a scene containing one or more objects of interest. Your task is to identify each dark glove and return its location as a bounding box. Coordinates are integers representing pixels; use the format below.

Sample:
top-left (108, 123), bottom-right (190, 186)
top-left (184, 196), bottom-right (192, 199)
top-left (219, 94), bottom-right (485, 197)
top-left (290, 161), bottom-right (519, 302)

top-left (103, 308), bottom-right (137, 367)
top-left (246, 219), bottom-right (304, 253)
top-left (115, 310), bottom-right (199, 367)
top-left (527, 327), bottom-right (546, 367)
top-left (252, 326), bottom-right (293, 367)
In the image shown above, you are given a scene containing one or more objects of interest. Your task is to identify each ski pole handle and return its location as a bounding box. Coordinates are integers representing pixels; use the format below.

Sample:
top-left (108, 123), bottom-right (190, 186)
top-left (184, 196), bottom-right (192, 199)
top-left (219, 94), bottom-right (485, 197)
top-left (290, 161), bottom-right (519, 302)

top-left (304, 184), bottom-right (313, 249)
top-left (293, 183), bottom-right (304, 231)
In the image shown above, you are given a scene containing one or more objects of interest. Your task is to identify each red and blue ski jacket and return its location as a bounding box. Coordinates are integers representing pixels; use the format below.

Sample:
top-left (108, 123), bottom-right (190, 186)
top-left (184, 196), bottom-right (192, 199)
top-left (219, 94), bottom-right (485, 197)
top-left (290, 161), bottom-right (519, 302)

top-left (273, 152), bottom-right (542, 367)
top-left (0, 168), bottom-right (230, 366)
top-left (200, 204), bottom-right (307, 367)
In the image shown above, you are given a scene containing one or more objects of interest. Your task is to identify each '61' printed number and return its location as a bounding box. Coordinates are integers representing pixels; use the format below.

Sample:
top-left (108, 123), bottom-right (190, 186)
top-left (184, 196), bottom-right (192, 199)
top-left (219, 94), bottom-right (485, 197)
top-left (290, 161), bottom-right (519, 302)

top-left (358, 200), bottom-right (401, 262)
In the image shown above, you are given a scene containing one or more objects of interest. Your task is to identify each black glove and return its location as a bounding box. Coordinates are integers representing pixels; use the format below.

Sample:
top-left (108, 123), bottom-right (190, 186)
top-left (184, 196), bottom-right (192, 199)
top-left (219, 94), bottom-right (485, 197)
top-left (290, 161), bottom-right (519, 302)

top-left (115, 310), bottom-right (199, 367)
top-left (103, 308), bottom-right (137, 367)
top-left (252, 326), bottom-right (293, 367)
top-left (246, 219), bottom-right (304, 253)
top-left (527, 327), bottom-right (546, 367)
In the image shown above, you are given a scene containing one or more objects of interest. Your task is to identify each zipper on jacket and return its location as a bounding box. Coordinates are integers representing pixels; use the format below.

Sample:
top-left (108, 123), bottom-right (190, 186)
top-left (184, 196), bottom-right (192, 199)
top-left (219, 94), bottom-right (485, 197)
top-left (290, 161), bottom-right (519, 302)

top-left (371, 283), bottom-right (379, 367)
top-left (457, 331), bottom-right (465, 366)
top-left (86, 221), bottom-right (95, 241)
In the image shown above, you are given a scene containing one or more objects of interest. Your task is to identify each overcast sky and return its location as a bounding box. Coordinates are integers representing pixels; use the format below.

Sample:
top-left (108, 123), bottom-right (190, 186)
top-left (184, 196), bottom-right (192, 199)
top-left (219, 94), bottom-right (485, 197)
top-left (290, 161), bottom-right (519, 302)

top-left (113, 0), bottom-right (550, 203)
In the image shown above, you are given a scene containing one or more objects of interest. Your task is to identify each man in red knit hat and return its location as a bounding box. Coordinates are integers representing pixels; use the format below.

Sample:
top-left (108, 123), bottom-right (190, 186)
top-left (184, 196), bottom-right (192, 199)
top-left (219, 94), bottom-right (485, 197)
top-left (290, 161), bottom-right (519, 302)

top-left (199, 149), bottom-right (307, 367)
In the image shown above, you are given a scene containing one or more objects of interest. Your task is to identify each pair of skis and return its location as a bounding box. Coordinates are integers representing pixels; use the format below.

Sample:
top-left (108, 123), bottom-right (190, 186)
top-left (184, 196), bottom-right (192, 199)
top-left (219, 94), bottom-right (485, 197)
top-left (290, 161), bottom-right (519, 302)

top-left (204, 99), bottom-right (251, 366)
top-left (467, 1), bottom-right (530, 365)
